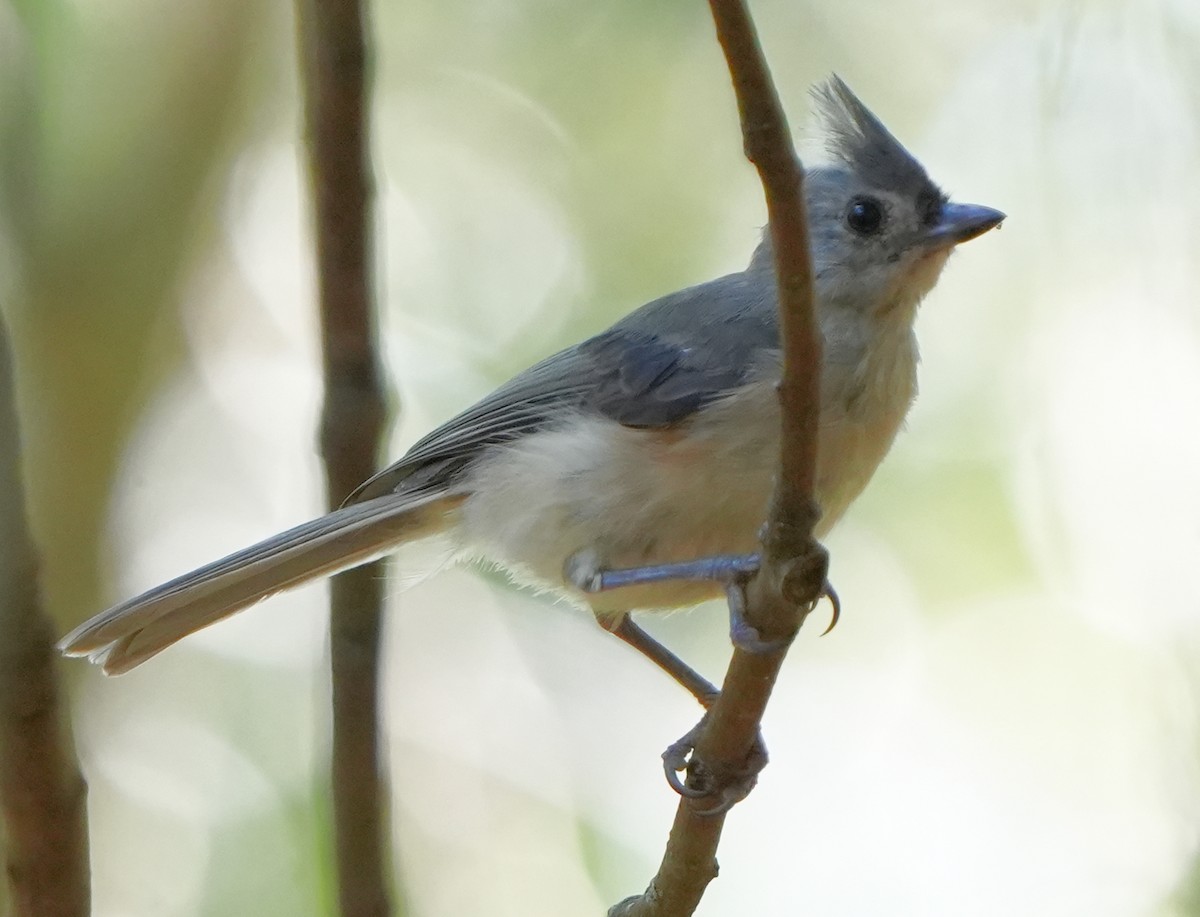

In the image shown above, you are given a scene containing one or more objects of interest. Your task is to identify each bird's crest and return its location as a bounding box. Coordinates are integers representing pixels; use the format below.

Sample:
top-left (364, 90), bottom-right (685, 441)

top-left (813, 75), bottom-right (944, 212)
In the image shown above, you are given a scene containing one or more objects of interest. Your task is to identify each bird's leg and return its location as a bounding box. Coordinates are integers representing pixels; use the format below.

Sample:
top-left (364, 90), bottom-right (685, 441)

top-left (594, 611), bottom-right (756, 801)
top-left (567, 549), bottom-right (840, 653)
top-left (569, 548), bottom-right (837, 809)
top-left (568, 551), bottom-right (762, 593)
top-left (594, 611), bottom-right (719, 708)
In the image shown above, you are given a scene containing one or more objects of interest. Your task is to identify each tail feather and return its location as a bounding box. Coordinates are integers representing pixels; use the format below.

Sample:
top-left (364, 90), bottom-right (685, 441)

top-left (59, 491), bottom-right (464, 675)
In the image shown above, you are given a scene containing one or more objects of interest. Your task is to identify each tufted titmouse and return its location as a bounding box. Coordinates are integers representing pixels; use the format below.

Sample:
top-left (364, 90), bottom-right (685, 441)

top-left (61, 76), bottom-right (1003, 678)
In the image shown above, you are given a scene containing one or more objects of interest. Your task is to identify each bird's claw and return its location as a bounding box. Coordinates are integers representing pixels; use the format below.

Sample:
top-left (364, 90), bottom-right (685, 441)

top-left (726, 566), bottom-right (841, 650)
top-left (819, 580), bottom-right (841, 635)
top-left (726, 579), bottom-right (792, 652)
top-left (662, 724), bottom-right (711, 798)
top-left (660, 715), bottom-right (768, 814)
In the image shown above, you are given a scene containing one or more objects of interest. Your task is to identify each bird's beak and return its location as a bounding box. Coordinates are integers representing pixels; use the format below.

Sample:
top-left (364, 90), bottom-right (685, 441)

top-left (923, 202), bottom-right (1005, 249)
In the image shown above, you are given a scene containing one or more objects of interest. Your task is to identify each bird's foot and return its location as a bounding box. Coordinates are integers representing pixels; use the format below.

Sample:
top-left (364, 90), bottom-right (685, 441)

top-left (661, 713), bottom-right (768, 816)
top-left (566, 549), bottom-right (840, 656)
top-left (725, 576), bottom-right (841, 651)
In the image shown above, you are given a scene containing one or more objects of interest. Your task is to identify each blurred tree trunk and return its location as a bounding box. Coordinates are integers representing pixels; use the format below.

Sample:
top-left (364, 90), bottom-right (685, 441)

top-left (0, 0), bottom-right (271, 904)
top-left (1, 0), bottom-right (270, 624)
top-left (0, 308), bottom-right (90, 917)
top-left (296, 0), bottom-right (394, 914)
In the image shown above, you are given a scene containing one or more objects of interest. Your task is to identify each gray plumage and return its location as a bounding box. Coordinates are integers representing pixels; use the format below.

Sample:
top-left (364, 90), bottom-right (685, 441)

top-left (60, 75), bottom-right (1003, 674)
top-left (814, 76), bottom-right (944, 220)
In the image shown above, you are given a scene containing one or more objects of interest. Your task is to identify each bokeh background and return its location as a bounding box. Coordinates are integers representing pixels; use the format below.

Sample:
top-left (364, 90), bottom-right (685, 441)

top-left (2, 0), bottom-right (1199, 914)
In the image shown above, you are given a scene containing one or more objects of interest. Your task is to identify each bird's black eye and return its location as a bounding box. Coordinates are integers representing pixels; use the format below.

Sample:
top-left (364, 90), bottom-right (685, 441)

top-left (846, 197), bottom-right (884, 235)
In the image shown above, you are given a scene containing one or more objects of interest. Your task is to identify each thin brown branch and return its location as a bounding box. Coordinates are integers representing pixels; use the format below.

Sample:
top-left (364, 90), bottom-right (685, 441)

top-left (0, 313), bottom-right (90, 917)
top-left (610, 1), bottom-right (822, 914)
top-left (711, 6), bottom-right (819, 540)
top-left (296, 0), bottom-right (392, 915)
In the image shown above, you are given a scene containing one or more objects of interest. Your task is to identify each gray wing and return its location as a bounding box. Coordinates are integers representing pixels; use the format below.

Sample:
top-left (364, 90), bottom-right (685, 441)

top-left (348, 261), bottom-right (779, 503)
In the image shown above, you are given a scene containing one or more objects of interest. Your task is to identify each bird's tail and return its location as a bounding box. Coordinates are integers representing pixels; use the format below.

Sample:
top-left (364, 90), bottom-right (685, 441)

top-left (59, 491), bottom-right (464, 675)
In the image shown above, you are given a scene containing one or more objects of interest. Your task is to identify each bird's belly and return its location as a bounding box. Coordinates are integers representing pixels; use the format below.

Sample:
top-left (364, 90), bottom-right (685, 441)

top-left (459, 370), bottom-right (911, 613)
top-left (812, 415), bottom-right (906, 533)
top-left (459, 405), bottom-right (774, 610)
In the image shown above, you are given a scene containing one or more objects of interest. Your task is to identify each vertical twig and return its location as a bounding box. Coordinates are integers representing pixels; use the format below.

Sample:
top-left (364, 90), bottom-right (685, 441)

top-left (296, 1), bottom-right (391, 915)
top-left (0, 312), bottom-right (91, 917)
top-left (610, 1), bottom-right (821, 914)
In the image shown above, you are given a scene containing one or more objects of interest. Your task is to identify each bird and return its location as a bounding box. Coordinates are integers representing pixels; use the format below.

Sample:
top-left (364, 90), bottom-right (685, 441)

top-left (60, 76), bottom-right (1004, 684)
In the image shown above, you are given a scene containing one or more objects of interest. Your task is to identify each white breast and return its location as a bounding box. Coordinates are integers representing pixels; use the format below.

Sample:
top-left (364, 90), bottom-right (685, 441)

top-left (815, 312), bottom-right (919, 530)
